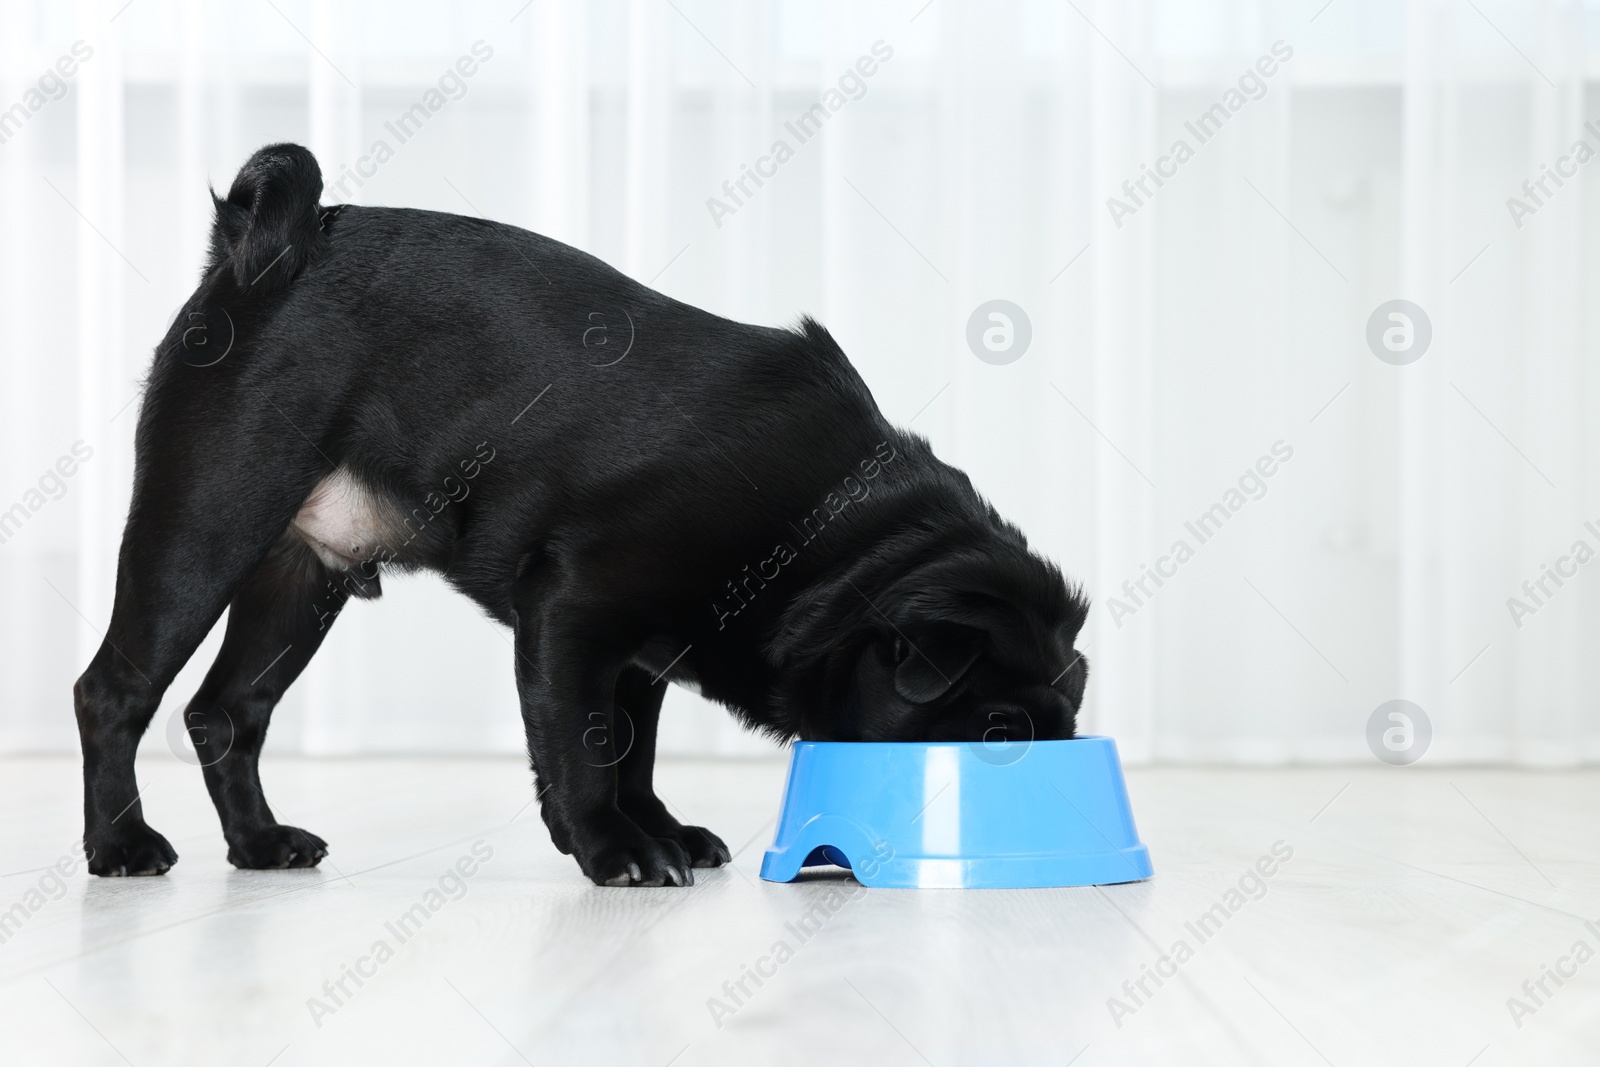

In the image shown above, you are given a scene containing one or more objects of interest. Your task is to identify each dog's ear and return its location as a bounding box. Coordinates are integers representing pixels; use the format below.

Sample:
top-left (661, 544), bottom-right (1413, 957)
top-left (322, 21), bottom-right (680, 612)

top-left (893, 622), bottom-right (985, 703)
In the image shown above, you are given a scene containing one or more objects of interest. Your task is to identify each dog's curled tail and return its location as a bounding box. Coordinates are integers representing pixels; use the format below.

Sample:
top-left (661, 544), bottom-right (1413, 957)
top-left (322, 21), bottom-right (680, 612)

top-left (209, 143), bottom-right (327, 294)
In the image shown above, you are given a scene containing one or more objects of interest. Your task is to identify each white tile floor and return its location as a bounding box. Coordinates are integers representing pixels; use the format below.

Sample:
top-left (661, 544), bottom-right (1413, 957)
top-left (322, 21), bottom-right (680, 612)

top-left (0, 755), bottom-right (1594, 1066)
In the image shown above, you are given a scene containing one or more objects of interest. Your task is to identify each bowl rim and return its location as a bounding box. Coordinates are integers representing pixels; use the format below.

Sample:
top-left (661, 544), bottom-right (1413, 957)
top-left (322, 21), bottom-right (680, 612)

top-left (789, 734), bottom-right (1113, 750)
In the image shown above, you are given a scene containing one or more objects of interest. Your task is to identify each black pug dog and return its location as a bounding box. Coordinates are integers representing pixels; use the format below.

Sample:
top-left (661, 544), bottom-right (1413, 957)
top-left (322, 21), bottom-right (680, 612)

top-left (74, 144), bottom-right (1090, 887)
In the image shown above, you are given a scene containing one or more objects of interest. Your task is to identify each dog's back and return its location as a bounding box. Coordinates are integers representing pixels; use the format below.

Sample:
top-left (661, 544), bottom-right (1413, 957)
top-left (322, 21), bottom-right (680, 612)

top-left (164, 147), bottom-right (894, 606)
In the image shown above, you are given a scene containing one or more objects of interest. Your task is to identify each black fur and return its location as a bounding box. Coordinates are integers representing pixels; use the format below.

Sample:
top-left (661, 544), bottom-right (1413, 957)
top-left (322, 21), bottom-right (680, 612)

top-left (73, 144), bottom-right (1090, 887)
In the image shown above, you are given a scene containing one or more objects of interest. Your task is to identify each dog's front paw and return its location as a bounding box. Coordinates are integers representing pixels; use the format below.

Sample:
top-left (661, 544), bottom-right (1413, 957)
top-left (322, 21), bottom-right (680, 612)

top-left (618, 796), bottom-right (732, 868)
top-left (575, 818), bottom-right (695, 888)
top-left (86, 823), bottom-right (178, 876)
top-left (226, 824), bottom-right (328, 870)
top-left (632, 816), bottom-right (731, 869)
top-left (668, 825), bottom-right (732, 869)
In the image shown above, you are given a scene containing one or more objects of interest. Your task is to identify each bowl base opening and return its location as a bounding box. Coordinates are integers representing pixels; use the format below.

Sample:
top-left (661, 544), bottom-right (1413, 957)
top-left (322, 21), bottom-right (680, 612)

top-left (802, 845), bottom-right (853, 870)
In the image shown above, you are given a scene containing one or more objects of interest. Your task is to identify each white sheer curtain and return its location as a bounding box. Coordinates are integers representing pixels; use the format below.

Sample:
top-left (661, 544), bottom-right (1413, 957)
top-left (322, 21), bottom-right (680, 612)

top-left (1, 0), bottom-right (1595, 765)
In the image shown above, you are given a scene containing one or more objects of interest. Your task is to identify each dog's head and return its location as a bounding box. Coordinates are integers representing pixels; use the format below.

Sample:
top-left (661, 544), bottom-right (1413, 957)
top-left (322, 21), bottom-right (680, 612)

top-left (769, 527), bottom-right (1090, 745)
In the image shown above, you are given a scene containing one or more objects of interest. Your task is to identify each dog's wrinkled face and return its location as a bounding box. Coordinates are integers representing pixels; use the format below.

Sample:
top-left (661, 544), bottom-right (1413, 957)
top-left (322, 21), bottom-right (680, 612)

top-left (793, 544), bottom-right (1091, 744)
top-left (846, 616), bottom-right (1088, 744)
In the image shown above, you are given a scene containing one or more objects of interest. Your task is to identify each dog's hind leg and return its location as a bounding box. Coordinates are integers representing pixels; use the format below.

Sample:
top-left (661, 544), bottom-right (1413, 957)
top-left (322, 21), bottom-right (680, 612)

top-left (614, 667), bottom-right (731, 869)
top-left (76, 141), bottom-right (336, 876)
top-left (184, 530), bottom-right (362, 869)
top-left (74, 424), bottom-right (328, 876)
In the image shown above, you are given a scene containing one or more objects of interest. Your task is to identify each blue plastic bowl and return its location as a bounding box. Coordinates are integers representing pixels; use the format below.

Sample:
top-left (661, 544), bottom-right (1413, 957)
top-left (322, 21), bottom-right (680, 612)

top-left (759, 736), bottom-right (1152, 889)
